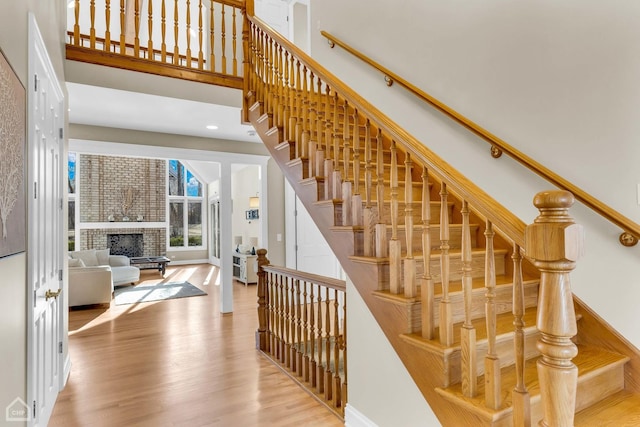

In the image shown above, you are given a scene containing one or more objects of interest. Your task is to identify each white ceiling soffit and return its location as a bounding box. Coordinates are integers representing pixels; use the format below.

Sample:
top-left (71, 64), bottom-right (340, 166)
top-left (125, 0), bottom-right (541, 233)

top-left (67, 82), bottom-right (260, 143)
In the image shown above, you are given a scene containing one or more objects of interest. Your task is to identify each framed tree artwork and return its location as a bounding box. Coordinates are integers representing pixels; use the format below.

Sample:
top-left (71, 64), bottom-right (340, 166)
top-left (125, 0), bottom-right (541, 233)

top-left (0, 47), bottom-right (26, 258)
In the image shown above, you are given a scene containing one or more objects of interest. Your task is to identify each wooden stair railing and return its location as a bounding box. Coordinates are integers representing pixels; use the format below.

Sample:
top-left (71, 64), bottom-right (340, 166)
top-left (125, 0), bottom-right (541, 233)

top-left (245, 11), bottom-right (640, 427)
top-left (320, 30), bottom-right (640, 247)
top-left (66, 0), bottom-right (244, 88)
top-left (255, 249), bottom-right (348, 417)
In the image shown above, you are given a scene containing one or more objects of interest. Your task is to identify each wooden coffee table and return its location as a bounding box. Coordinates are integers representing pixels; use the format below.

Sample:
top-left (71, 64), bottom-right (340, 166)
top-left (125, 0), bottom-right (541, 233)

top-left (130, 256), bottom-right (171, 275)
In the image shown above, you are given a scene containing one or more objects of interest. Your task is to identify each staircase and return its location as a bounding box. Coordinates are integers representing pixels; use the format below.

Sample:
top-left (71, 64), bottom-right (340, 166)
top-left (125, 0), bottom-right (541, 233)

top-left (244, 14), bottom-right (640, 427)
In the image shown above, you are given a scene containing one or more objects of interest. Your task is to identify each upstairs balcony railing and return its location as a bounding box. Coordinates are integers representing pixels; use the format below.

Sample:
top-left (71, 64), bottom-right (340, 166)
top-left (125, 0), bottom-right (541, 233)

top-left (66, 0), bottom-right (245, 88)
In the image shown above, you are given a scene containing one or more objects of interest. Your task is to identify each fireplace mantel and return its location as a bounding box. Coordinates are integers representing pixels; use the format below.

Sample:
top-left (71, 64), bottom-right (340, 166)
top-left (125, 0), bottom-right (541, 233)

top-left (78, 222), bottom-right (166, 230)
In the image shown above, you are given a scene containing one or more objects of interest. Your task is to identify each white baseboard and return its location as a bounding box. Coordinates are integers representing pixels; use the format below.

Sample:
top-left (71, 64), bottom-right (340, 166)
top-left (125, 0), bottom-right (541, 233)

top-left (345, 404), bottom-right (378, 427)
top-left (62, 354), bottom-right (71, 389)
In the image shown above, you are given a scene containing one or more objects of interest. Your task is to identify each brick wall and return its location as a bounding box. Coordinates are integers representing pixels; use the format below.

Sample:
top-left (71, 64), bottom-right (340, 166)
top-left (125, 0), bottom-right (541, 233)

top-left (78, 154), bottom-right (168, 256)
top-left (79, 154), bottom-right (166, 222)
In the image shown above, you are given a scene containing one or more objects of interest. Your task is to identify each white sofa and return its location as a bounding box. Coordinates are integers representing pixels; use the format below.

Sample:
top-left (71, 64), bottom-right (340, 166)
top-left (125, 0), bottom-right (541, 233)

top-left (68, 249), bottom-right (140, 307)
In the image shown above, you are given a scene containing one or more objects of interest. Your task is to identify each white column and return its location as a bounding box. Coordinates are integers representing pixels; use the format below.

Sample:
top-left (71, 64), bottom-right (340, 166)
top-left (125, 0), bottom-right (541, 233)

top-left (219, 161), bottom-right (233, 313)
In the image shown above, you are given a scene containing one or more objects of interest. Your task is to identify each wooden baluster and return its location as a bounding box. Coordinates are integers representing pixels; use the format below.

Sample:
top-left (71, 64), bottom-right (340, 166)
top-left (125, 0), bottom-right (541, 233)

top-left (302, 280), bottom-right (310, 382)
top-left (270, 273), bottom-right (278, 359)
top-left (295, 279), bottom-right (303, 377)
top-left (316, 285), bottom-right (324, 393)
top-left (352, 109), bottom-right (362, 227)
top-left (232, 6), bottom-right (238, 75)
top-left (221, 4), bottom-right (227, 74)
top-left (278, 274), bottom-right (285, 362)
top-left (404, 153), bottom-right (416, 298)
top-left (302, 67), bottom-right (312, 164)
top-left (289, 278), bottom-right (297, 374)
top-left (512, 244), bottom-right (531, 427)
top-left (293, 61), bottom-right (303, 156)
top-left (322, 86), bottom-right (333, 200)
top-left (184, 0), bottom-right (192, 65)
top-left (208, 0), bottom-right (215, 71)
top-left (324, 287), bottom-right (333, 401)
top-left (198, 0), bottom-right (204, 69)
top-left (284, 276), bottom-right (291, 368)
top-left (147, 0), bottom-right (153, 59)
top-left (120, 0), bottom-right (126, 54)
top-left (269, 272), bottom-right (277, 356)
top-left (338, 291), bottom-right (347, 411)
top-left (161, 0), bottom-right (166, 61)
top-left (332, 290), bottom-right (340, 405)
top-left (90, 0), bottom-right (96, 48)
top-left (134, 0), bottom-right (140, 57)
top-left (309, 282), bottom-right (317, 387)
top-left (374, 129), bottom-right (388, 259)
top-left (287, 56), bottom-right (297, 143)
top-left (362, 120), bottom-right (374, 256)
top-left (256, 29), bottom-right (264, 105)
top-left (389, 141), bottom-right (402, 294)
top-left (265, 34), bottom-right (272, 112)
top-left (484, 220), bottom-right (501, 409)
top-left (104, 0), bottom-right (111, 51)
top-left (273, 45), bottom-right (282, 128)
top-left (256, 249), bottom-right (270, 351)
top-left (281, 50), bottom-right (291, 139)
top-left (73, 0), bottom-right (80, 46)
top-left (421, 167), bottom-right (434, 339)
top-left (331, 93), bottom-right (342, 200)
top-left (439, 183), bottom-right (453, 346)
top-left (461, 200), bottom-right (478, 397)
top-left (342, 102), bottom-right (353, 226)
top-left (307, 71), bottom-right (317, 178)
top-left (173, 0), bottom-right (179, 64)
top-left (526, 191), bottom-right (582, 427)
top-left (315, 78), bottom-right (326, 179)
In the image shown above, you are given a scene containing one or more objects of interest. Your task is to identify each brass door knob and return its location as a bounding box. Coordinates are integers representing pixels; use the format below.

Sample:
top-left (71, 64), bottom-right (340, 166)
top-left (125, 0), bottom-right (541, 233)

top-left (45, 289), bottom-right (62, 300)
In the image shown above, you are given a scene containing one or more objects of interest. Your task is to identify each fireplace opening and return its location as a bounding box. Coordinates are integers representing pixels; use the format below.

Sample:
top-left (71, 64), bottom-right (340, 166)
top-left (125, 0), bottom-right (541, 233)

top-left (108, 233), bottom-right (144, 258)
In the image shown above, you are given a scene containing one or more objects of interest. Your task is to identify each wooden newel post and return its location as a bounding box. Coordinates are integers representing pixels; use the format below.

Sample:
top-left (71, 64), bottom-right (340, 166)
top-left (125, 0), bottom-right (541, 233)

top-left (256, 248), bottom-right (270, 351)
top-left (525, 191), bottom-right (584, 427)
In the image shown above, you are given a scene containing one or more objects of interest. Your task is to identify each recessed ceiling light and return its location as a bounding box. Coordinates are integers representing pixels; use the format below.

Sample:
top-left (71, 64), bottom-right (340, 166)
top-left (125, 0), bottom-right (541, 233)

top-left (206, 125), bottom-right (219, 130)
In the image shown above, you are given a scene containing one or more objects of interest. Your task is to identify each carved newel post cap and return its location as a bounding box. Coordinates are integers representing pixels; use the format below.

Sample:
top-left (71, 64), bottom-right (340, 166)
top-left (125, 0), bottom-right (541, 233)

top-left (256, 248), bottom-right (268, 257)
top-left (525, 190), bottom-right (584, 262)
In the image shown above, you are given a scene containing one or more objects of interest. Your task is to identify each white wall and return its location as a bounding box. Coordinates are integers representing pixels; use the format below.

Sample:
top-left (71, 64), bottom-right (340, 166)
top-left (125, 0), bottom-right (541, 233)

top-left (347, 278), bottom-right (441, 427)
top-left (232, 164), bottom-right (261, 250)
top-left (310, 0), bottom-right (640, 350)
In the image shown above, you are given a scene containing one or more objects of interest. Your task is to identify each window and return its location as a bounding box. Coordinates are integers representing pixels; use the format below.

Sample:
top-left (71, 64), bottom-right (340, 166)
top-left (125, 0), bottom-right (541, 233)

top-left (168, 160), bottom-right (204, 248)
top-left (68, 152), bottom-right (77, 251)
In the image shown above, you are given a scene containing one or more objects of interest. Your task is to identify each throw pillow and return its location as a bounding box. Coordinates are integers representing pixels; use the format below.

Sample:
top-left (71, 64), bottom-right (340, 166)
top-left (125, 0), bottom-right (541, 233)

top-left (70, 249), bottom-right (99, 267)
top-left (68, 258), bottom-right (85, 268)
top-left (95, 248), bottom-right (110, 265)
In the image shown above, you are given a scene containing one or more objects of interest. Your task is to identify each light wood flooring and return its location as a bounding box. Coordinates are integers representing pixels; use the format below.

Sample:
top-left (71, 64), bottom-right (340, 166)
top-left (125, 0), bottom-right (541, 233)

top-left (49, 264), bottom-right (344, 427)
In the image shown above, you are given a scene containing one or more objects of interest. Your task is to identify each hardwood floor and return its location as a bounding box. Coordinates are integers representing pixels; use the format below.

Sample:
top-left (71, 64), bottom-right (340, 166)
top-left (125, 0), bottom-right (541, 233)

top-left (50, 264), bottom-right (344, 427)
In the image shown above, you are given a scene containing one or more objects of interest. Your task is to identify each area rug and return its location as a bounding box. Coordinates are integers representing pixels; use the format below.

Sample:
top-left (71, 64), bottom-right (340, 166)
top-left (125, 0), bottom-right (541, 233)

top-left (114, 281), bottom-right (207, 305)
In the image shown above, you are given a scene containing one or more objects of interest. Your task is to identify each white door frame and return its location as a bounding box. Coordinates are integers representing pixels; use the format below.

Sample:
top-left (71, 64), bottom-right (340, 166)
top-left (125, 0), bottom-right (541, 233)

top-left (26, 13), bottom-right (67, 427)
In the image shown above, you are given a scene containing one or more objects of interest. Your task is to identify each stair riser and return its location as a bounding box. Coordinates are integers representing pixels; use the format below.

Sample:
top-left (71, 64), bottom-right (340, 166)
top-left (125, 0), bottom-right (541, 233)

top-left (374, 251), bottom-right (507, 294)
top-left (408, 281), bottom-right (539, 334)
top-left (447, 329), bottom-right (540, 387)
top-left (494, 362), bottom-right (626, 427)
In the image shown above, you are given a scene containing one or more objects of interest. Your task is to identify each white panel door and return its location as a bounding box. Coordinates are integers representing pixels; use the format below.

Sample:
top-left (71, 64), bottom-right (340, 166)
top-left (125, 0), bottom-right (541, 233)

top-left (27, 15), bottom-right (65, 427)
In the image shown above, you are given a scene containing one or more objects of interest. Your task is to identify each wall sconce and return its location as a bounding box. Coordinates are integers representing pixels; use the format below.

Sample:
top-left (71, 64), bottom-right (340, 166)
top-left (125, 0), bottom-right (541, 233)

top-left (249, 196), bottom-right (259, 208)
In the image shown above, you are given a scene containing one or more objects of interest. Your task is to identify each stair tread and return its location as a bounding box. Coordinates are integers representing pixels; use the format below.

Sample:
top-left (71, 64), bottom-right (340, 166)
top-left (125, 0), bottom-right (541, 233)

top-left (349, 247), bottom-right (510, 263)
top-left (374, 275), bottom-right (539, 304)
top-left (436, 345), bottom-right (629, 416)
top-left (574, 389), bottom-right (640, 426)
